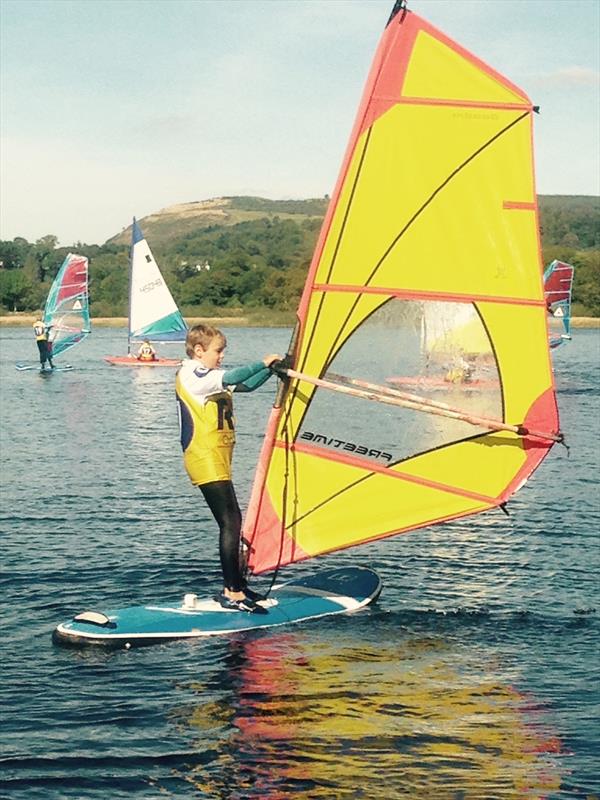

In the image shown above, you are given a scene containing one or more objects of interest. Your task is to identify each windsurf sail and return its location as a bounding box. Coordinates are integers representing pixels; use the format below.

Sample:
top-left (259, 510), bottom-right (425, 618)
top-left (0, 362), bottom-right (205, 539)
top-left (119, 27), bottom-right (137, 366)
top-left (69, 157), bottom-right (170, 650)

top-left (127, 218), bottom-right (187, 351)
top-left (44, 253), bottom-right (91, 358)
top-left (243, 1), bottom-right (562, 576)
top-left (543, 260), bottom-right (574, 348)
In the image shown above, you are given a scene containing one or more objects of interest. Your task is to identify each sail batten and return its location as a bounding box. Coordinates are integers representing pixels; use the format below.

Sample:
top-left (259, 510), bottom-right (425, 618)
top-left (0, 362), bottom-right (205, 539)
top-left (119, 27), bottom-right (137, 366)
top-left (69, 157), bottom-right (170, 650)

top-left (312, 284), bottom-right (547, 307)
top-left (397, 97), bottom-right (532, 111)
top-left (243, 5), bottom-right (561, 576)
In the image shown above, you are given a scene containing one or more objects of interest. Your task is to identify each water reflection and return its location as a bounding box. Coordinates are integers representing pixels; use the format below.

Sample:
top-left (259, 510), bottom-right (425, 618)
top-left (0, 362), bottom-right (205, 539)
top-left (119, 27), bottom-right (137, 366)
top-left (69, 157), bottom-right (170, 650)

top-left (125, 367), bottom-right (178, 481)
top-left (173, 630), bottom-right (562, 799)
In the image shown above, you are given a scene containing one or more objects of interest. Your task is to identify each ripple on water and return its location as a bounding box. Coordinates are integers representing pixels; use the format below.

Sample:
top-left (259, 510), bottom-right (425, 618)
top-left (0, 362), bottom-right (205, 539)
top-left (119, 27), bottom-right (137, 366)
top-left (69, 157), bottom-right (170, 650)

top-left (0, 327), bottom-right (599, 798)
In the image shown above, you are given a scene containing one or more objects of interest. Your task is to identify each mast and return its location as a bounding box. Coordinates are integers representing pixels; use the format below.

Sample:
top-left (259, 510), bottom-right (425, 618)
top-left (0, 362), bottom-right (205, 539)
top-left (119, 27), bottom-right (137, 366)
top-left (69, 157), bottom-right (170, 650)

top-left (127, 218), bottom-right (136, 355)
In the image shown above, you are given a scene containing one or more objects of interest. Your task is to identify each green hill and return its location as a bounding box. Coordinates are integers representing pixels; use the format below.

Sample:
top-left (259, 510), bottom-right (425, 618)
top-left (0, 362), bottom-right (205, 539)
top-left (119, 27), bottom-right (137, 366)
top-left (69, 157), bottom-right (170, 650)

top-left (538, 195), bottom-right (599, 249)
top-left (108, 196), bottom-right (329, 247)
top-left (1, 194), bottom-right (598, 317)
top-left (107, 194), bottom-right (599, 250)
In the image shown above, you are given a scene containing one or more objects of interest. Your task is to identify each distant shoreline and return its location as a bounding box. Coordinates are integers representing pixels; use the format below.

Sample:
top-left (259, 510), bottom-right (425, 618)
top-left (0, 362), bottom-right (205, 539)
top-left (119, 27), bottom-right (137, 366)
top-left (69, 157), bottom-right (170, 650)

top-left (565, 317), bottom-right (600, 328)
top-left (1, 314), bottom-right (599, 328)
top-left (0, 315), bottom-right (293, 328)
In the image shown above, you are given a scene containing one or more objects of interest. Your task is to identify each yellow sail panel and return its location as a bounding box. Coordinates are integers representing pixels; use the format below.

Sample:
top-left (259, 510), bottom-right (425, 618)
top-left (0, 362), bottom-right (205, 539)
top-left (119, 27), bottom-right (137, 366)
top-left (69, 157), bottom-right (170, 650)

top-left (244, 7), bottom-right (560, 576)
top-left (395, 432), bottom-right (527, 502)
top-left (317, 106), bottom-right (524, 288)
top-left (320, 104), bottom-right (540, 301)
top-left (312, 133), bottom-right (370, 287)
top-left (403, 30), bottom-right (529, 105)
top-left (479, 303), bottom-right (555, 422)
top-left (254, 446), bottom-right (491, 572)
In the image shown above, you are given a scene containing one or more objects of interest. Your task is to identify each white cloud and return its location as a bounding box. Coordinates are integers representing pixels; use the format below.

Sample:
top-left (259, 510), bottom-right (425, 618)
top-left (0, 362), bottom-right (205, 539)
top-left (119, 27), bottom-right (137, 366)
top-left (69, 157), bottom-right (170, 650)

top-left (529, 66), bottom-right (600, 88)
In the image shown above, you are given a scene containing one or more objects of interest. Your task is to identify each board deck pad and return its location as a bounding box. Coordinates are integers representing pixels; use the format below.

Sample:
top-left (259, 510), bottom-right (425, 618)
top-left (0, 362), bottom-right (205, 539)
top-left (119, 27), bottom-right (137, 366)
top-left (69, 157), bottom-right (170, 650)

top-left (53, 567), bottom-right (381, 647)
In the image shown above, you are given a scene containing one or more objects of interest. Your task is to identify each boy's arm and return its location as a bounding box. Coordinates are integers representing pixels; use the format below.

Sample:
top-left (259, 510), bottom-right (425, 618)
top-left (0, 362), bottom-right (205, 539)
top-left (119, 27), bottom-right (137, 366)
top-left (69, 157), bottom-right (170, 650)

top-left (223, 355), bottom-right (282, 392)
top-left (222, 361), bottom-right (264, 385)
top-left (233, 366), bottom-right (273, 393)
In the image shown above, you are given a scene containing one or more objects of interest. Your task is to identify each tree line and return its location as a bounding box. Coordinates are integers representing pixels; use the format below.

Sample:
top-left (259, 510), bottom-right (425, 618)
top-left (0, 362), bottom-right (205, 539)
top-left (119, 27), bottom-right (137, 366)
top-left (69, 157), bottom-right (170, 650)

top-left (0, 196), bottom-right (598, 316)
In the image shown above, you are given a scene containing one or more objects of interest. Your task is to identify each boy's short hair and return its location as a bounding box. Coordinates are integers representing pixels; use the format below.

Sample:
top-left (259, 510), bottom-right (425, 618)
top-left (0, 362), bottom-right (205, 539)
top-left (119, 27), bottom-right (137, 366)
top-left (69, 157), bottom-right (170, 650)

top-left (185, 324), bottom-right (226, 358)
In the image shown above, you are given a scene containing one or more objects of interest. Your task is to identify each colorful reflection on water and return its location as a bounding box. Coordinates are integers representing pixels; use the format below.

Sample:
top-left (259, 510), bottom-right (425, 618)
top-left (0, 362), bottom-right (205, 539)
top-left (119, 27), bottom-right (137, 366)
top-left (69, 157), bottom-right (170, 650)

top-left (176, 630), bottom-right (562, 798)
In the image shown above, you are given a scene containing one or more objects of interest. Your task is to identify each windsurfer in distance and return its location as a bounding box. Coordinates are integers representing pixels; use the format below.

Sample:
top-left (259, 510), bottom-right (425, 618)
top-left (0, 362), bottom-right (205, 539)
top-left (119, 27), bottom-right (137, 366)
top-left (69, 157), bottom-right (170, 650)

top-left (175, 323), bottom-right (282, 613)
top-left (444, 352), bottom-right (475, 384)
top-left (33, 316), bottom-right (54, 371)
top-left (137, 339), bottom-right (157, 362)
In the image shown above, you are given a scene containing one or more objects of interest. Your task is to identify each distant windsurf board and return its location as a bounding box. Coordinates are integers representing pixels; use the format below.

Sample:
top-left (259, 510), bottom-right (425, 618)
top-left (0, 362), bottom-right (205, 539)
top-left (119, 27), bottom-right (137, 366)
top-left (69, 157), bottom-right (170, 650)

top-left (15, 363), bottom-right (74, 372)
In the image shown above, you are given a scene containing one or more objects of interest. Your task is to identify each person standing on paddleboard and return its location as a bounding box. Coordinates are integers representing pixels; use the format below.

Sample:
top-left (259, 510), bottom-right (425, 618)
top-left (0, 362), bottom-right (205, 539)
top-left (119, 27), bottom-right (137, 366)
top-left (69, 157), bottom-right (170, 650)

top-left (176, 323), bottom-right (281, 614)
top-left (33, 317), bottom-right (54, 371)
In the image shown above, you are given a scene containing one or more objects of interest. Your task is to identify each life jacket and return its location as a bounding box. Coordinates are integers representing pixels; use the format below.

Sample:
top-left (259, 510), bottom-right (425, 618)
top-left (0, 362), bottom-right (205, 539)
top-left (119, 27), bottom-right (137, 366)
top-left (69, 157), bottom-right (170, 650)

top-left (138, 343), bottom-right (156, 361)
top-left (175, 363), bottom-right (235, 485)
top-left (33, 322), bottom-right (47, 340)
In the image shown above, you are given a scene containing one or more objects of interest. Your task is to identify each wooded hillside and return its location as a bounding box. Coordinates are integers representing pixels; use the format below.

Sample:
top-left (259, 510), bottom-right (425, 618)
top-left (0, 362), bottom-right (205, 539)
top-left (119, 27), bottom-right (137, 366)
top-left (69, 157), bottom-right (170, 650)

top-left (1, 195), bottom-right (598, 317)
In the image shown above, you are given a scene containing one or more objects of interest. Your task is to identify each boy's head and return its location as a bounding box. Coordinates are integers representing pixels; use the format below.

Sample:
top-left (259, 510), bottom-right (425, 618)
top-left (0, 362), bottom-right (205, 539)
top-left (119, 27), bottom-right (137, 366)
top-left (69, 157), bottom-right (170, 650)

top-left (185, 324), bottom-right (226, 359)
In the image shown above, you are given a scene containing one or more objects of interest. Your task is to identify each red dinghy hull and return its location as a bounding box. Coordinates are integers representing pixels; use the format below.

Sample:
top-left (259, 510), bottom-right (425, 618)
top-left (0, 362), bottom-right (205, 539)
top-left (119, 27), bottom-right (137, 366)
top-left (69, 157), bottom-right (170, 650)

top-left (105, 356), bottom-right (181, 367)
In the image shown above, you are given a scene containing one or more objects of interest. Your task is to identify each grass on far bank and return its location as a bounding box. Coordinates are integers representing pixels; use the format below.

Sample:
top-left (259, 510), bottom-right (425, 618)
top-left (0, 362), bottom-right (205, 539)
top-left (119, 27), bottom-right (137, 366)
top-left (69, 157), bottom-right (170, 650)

top-left (0, 307), bottom-right (297, 327)
top-left (1, 304), bottom-right (598, 328)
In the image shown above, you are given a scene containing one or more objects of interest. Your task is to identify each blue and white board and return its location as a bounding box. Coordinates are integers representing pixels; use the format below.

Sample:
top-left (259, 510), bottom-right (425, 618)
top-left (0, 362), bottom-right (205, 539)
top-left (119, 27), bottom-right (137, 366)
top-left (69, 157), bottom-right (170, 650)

top-left (53, 567), bottom-right (382, 647)
top-left (15, 362), bottom-right (73, 372)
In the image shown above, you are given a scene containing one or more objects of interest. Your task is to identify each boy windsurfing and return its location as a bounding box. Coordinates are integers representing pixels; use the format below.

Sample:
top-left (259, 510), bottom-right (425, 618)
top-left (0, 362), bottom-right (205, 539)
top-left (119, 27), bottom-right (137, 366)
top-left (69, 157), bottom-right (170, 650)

top-left (175, 324), bottom-right (281, 613)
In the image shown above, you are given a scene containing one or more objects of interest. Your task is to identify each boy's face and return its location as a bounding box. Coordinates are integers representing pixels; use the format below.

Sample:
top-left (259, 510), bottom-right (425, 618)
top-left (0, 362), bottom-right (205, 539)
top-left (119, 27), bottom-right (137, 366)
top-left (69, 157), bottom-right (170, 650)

top-left (194, 337), bottom-right (225, 369)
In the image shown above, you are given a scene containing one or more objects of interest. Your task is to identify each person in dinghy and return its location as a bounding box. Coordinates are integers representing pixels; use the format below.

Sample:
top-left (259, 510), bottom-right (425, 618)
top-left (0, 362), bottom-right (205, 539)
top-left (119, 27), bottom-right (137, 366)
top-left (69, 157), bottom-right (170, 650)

top-left (137, 339), bottom-right (157, 362)
top-left (444, 352), bottom-right (475, 385)
top-left (176, 324), bottom-right (282, 614)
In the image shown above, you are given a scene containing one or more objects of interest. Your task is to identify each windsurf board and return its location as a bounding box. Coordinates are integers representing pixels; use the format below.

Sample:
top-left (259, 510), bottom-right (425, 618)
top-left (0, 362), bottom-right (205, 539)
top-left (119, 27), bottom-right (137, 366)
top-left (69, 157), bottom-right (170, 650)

top-left (15, 363), bottom-right (74, 372)
top-left (53, 567), bottom-right (382, 648)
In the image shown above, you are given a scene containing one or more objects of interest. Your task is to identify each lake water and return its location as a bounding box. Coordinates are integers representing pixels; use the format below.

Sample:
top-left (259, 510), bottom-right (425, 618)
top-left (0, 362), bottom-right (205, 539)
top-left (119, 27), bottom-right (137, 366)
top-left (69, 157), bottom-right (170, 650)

top-left (1, 325), bottom-right (599, 799)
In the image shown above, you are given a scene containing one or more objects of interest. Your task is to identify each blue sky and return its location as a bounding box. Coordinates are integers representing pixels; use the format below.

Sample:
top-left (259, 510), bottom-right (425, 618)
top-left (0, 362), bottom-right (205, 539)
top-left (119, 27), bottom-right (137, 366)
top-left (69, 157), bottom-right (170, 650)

top-left (1, 0), bottom-right (598, 246)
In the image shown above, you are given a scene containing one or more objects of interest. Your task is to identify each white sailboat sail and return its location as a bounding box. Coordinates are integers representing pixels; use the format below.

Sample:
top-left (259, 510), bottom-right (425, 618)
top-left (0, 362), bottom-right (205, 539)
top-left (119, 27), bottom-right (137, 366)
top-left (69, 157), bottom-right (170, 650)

top-left (127, 218), bottom-right (187, 351)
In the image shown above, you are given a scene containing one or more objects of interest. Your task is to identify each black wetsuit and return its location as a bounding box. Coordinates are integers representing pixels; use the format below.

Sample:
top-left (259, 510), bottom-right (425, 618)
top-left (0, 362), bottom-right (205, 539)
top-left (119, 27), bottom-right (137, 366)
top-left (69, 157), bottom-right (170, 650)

top-left (37, 339), bottom-right (49, 365)
top-left (199, 480), bottom-right (244, 591)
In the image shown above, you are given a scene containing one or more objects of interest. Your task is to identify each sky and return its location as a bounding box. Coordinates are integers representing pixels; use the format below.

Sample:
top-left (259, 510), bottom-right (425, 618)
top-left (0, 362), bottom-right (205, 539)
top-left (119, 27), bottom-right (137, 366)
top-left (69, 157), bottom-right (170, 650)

top-left (1, 0), bottom-right (599, 246)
